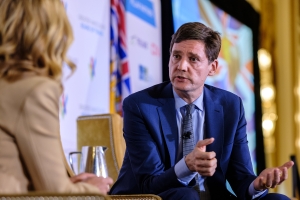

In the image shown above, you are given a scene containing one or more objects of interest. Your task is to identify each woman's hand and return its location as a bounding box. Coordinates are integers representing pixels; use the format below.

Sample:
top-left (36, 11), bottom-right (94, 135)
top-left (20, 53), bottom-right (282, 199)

top-left (70, 173), bottom-right (114, 194)
top-left (70, 173), bottom-right (97, 183)
top-left (84, 176), bottom-right (114, 194)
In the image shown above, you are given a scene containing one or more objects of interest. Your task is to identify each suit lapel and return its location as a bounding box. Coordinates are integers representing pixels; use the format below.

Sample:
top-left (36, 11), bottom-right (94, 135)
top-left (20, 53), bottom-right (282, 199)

top-left (204, 86), bottom-right (224, 175)
top-left (155, 84), bottom-right (226, 169)
top-left (157, 83), bottom-right (178, 166)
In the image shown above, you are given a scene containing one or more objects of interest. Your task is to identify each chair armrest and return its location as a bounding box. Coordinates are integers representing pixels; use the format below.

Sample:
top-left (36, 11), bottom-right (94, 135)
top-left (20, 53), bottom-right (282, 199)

top-left (109, 194), bottom-right (161, 200)
top-left (0, 193), bottom-right (110, 200)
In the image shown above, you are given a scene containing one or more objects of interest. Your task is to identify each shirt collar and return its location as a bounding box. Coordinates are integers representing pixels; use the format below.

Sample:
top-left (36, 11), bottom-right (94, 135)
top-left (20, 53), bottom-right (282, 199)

top-left (172, 87), bottom-right (204, 112)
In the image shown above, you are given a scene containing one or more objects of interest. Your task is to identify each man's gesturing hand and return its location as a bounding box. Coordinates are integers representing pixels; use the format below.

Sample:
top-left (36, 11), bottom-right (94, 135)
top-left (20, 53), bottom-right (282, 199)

top-left (185, 138), bottom-right (217, 176)
top-left (253, 161), bottom-right (294, 191)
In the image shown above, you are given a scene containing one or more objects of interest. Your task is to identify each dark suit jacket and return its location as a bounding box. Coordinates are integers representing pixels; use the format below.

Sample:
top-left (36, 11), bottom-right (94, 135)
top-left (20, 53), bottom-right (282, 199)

top-left (110, 82), bottom-right (257, 200)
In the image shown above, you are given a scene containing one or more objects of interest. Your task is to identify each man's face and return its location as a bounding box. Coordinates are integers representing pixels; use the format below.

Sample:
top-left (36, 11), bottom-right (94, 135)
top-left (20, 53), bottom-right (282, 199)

top-left (169, 40), bottom-right (218, 101)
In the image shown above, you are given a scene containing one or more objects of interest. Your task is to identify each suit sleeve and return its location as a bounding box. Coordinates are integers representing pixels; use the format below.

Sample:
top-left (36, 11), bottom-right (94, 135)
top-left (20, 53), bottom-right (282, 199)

top-left (122, 97), bottom-right (184, 194)
top-left (225, 97), bottom-right (257, 199)
top-left (15, 80), bottom-right (100, 193)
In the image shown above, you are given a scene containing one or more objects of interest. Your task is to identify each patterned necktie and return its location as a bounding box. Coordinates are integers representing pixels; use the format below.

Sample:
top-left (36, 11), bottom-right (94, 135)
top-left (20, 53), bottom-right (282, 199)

top-left (182, 104), bottom-right (195, 157)
top-left (182, 104), bottom-right (210, 199)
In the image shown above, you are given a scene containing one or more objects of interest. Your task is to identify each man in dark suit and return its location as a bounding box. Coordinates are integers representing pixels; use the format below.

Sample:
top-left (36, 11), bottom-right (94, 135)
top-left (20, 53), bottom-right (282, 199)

top-left (110, 22), bottom-right (293, 200)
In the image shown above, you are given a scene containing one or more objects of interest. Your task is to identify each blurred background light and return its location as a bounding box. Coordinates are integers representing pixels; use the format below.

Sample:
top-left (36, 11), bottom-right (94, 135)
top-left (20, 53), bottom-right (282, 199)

top-left (258, 48), bottom-right (272, 70)
top-left (261, 85), bottom-right (275, 101)
top-left (262, 119), bottom-right (274, 131)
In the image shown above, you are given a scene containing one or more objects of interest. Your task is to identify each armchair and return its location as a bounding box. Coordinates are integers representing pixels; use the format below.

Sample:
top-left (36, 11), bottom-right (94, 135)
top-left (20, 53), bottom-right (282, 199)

top-left (73, 113), bottom-right (161, 200)
top-left (75, 113), bottom-right (125, 182)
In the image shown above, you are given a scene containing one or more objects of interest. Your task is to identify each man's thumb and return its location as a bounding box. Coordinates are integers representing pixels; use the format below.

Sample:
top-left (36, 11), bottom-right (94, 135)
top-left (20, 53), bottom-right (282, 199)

top-left (196, 138), bottom-right (214, 152)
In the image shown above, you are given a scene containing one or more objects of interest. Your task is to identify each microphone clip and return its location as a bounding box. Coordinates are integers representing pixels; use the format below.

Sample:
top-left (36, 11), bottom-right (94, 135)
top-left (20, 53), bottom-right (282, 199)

top-left (182, 131), bottom-right (192, 139)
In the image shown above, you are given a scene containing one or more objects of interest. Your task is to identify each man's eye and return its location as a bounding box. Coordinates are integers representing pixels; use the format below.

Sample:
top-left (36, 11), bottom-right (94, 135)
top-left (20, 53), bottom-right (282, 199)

top-left (190, 57), bottom-right (197, 62)
top-left (173, 55), bottom-right (180, 59)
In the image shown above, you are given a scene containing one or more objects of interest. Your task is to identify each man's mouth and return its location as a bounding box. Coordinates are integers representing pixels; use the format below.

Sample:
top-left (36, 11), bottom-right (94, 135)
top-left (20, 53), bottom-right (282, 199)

top-left (176, 76), bottom-right (186, 79)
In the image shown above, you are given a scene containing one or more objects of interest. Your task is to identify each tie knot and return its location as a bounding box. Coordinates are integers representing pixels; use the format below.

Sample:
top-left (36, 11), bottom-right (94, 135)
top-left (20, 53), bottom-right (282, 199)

top-left (185, 104), bottom-right (195, 115)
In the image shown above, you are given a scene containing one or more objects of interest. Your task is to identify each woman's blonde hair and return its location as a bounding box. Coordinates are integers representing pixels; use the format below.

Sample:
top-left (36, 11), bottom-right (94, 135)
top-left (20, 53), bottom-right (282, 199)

top-left (0, 0), bottom-right (75, 81)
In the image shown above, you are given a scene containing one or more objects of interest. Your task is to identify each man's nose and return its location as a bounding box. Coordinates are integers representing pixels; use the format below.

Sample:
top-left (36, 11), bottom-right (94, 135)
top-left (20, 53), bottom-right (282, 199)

top-left (177, 59), bottom-right (188, 71)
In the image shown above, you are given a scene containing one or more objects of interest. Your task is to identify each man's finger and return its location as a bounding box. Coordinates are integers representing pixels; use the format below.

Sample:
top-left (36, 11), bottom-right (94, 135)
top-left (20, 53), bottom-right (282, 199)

top-left (196, 138), bottom-right (214, 151)
top-left (280, 161), bottom-right (294, 170)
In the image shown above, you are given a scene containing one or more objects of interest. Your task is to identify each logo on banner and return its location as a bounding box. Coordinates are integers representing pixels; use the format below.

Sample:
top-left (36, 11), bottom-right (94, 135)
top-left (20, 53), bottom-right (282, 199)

top-left (126, 0), bottom-right (156, 27)
top-left (139, 64), bottom-right (148, 81)
top-left (131, 35), bottom-right (148, 49)
top-left (151, 43), bottom-right (160, 56)
top-left (79, 15), bottom-right (104, 36)
top-left (89, 57), bottom-right (96, 79)
top-left (60, 93), bottom-right (68, 118)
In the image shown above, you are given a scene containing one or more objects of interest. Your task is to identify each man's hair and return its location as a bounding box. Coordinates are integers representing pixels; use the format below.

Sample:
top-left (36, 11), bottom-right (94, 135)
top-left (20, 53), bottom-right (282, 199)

top-left (170, 22), bottom-right (221, 63)
top-left (0, 0), bottom-right (75, 81)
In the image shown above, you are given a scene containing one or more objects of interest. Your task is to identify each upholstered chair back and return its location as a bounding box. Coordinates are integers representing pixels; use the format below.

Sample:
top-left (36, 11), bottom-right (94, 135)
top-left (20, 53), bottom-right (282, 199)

top-left (76, 113), bottom-right (125, 183)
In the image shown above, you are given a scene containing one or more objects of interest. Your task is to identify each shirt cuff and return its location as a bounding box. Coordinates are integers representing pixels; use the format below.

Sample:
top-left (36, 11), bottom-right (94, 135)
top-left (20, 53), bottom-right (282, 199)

top-left (248, 181), bottom-right (267, 199)
top-left (174, 157), bottom-right (197, 185)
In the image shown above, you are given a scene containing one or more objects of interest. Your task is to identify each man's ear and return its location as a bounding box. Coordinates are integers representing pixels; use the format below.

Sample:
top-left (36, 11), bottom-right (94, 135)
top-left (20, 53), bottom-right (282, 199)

top-left (208, 59), bottom-right (218, 76)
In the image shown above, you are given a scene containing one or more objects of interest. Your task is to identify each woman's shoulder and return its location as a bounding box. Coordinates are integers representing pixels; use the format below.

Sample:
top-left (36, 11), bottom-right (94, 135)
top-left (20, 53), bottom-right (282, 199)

top-left (22, 75), bottom-right (59, 87)
top-left (19, 76), bottom-right (62, 101)
top-left (1, 75), bottom-right (59, 89)
top-left (15, 76), bottom-right (60, 95)
top-left (0, 75), bottom-right (61, 106)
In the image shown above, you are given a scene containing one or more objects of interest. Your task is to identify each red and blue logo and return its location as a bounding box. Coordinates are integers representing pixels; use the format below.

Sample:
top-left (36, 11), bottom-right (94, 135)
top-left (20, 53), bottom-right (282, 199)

top-left (89, 57), bottom-right (96, 79)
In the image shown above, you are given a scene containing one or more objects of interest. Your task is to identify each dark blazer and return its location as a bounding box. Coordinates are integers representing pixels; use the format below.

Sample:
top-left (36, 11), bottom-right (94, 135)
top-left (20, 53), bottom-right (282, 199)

top-left (110, 82), bottom-right (257, 200)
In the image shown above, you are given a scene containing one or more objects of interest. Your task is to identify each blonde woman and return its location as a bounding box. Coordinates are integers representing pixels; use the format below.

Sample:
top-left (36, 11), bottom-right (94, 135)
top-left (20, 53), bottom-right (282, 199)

top-left (0, 0), bottom-right (113, 194)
